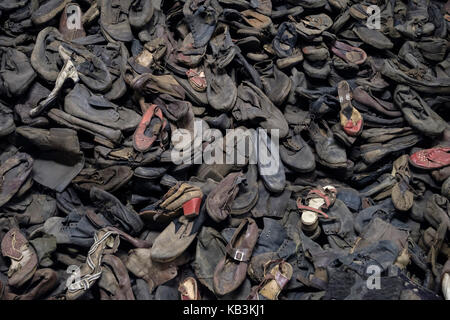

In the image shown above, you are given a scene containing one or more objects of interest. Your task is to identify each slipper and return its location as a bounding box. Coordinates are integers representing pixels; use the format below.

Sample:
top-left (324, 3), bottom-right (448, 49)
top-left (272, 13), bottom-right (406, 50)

top-left (410, 147), bottom-right (450, 170)
top-left (133, 103), bottom-right (168, 153)
top-left (337, 80), bottom-right (364, 136)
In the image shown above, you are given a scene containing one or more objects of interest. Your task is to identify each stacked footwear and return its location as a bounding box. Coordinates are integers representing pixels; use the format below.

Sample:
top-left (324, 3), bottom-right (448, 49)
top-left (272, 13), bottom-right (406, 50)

top-left (0, 0), bottom-right (449, 301)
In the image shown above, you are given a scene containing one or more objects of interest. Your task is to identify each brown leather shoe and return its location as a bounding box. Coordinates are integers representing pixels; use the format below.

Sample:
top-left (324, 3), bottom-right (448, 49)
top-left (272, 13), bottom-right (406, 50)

top-left (206, 172), bottom-right (244, 223)
top-left (213, 218), bottom-right (259, 296)
top-left (98, 254), bottom-right (135, 300)
top-left (2, 268), bottom-right (58, 300)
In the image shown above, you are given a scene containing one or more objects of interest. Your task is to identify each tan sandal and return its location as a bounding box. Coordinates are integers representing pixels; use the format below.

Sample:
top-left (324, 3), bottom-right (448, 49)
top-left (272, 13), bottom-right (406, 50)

top-left (179, 277), bottom-right (201, 300)
top-left (249, 259), bottom-right (293, 300)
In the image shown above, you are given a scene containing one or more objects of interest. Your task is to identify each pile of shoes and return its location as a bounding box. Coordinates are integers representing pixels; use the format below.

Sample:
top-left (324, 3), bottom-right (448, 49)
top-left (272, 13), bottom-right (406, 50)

top-left (0, 0), bottom-right (450, 300)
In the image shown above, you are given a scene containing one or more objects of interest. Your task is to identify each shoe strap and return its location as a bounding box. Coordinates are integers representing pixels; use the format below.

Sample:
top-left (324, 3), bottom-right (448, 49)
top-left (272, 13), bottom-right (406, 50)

top-left (297, 203), bottom-right (329, 219)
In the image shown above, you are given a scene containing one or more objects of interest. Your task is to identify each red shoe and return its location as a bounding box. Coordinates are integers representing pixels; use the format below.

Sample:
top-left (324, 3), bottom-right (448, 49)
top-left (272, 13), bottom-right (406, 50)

top-left (338, 80), bottom-right (364, 136)
top-left (343, 118), bottom-right (363, 136)
top-left (133, 104), bottom-right (166, 153)
top-left (409, 147), bottom-right (450, 170)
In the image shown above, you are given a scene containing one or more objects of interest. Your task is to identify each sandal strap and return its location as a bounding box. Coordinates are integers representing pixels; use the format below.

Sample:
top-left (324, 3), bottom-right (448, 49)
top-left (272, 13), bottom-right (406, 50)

top-left (307, 188), bottom-right (332, 208)
top-left (274, 271), bottom-right (289, 289)
top-left (296, 199), bottom-right (330, 219)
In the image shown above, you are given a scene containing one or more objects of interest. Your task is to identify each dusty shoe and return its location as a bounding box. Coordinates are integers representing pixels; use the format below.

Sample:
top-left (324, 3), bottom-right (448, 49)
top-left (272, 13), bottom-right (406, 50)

top-left (30, 27), bottom-right (65, 82)
top-left (250, 259), bottom-right (293, 300)
top-left (129, 0), bottom-right (154, 29)
top-left (30, 59), bottom-right (79, 118)
top-left (16, 127), bottom-right (81, 156)
top-left (99, 0), bottom-right (133, 42)
top-left (295, 13), bottom-right (332, 39)
top-left (48, 108), bottom-right (123, 145)
top-left (1, 228), bottom-right (38, 288)
top-left (32, 0), bottom-right (71, 25)
top-left (64, 84), bottom-right (140, 131)
top-left (213, 218), bottom-right (259, 296)
top-left (391, 155), bottom-right (414, 212)
top-left (58, 44), bottom-right (112, 93)
top-left (205, 65), bottom-right (237, 112)
top-left (125, 247), bottom-right (187, 292)
top-left (206, 172), bottom-right (244, 223)
top-left (0, 47), bottom-right (36, 98)
top-left (0, 153), bottom-right (33, 208)
top-left (98, 254), bottom-right (135, 300)
top-left (233, 81), bottom-right (289, 138)
top-left (394, 85), bottom-right (446, 137)
top-left (331, 41), bottom-right (367, 65)
top-left (90, 187), bottom-right (144, 235)
top-left (0, 102), bottom-right (15, 137)
top-left (140, 182), bottom-right (203, 224)
top-left (360, 134), bottom-right (421, 165)
top-left (72, 166), bottom-right (133, 192)
top-left (183, 0), bottom-right (219, 48)
top-left (254, 129), bottom-right (286, 193)
top-left (186, 68), bottom-right (207, 92)
top-left (151, 208), bottom-right (205, 263)
top-left (308, 120), bottom-right (347, 169)
top-left (230, 164), bottom-right (259, 215)
top-left (192, 227), bottom-right (227, 292)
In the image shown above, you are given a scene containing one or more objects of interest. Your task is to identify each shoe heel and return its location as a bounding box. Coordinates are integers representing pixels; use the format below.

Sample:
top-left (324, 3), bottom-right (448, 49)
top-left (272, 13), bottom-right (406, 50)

top-left (182, 197), bottom-right (202, 217)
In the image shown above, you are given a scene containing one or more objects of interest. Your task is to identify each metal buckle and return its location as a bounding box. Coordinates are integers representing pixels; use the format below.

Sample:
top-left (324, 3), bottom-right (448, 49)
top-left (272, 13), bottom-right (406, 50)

top-left (234, 249), bottom-right (245, 262)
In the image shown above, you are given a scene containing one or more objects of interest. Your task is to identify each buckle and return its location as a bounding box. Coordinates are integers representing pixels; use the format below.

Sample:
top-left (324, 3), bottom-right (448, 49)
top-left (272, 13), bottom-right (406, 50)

top-left (234, 249), bottom-right (245, 262)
